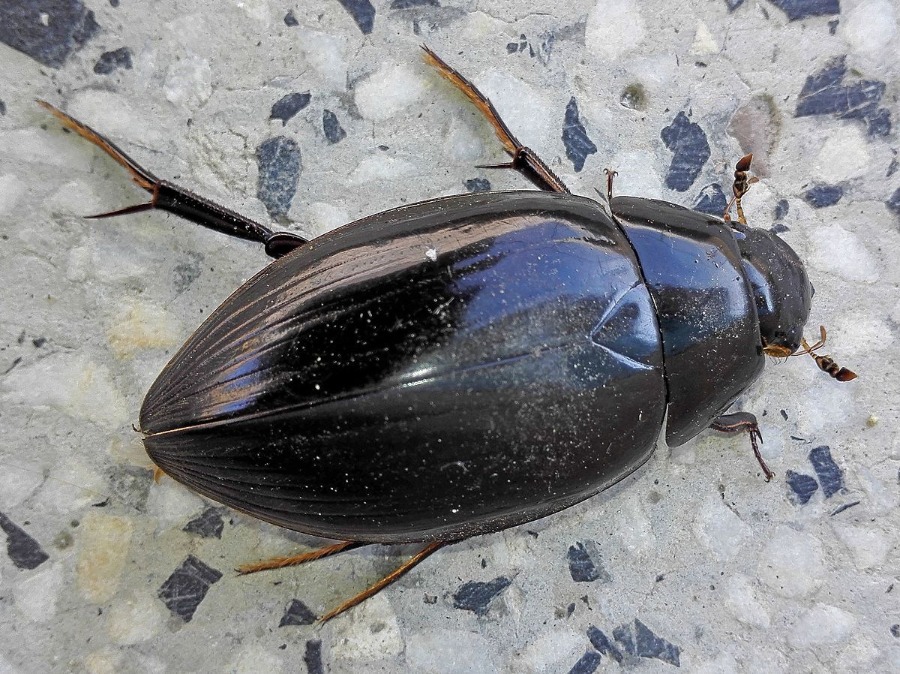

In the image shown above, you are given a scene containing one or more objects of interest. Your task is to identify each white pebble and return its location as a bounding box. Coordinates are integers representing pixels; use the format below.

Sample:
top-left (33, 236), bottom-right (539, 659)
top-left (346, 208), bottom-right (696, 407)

top-left (0, 463), bottom-right (44, 510)
top-left (306, 201), bottom-right (350, 236)
top-left (613, 493), bottom-right (655, 553)
top-left (0, 174), bottom-right (24, 215)
top-left (106, 592), bottom-right (167, 644)
top-left (813, 127), bottom-right (871, 182)
top-left (355, 64), bottom-right (426, 122)
top-left (809, 224), bottom-right (879, 283)
top-left (407, 630), bottom-right (500, 674)
top-left (164, 53), bottom-right (213, 108)
top-left (690, 21), bottom-right (719, 56)
top-left (13, 563), bottom-right (63, 623)
top-left (693, 498), bottom-right (751, 559)
top-left (145, 478), bottom-right (206, 527)
top-left (107, 302), bottom-right (183, 359)
top-left (843, 0), bottom-right (897, 56)
top-left (349, 155), bottom-right (416, 185)
top-left (788, 603), bottom-right (856, 647)
top-left (723, 574), bottom-right (771, 628)
top-left (609, 151), bottom-right (664, 200)
top-left (0, 354), bottom-right (129, 429)
top-left (475, 71), bottom-right (553, 152)
top-left (298, 30), bottom-right (346, 89)
top-left (229, 646), bottom-right (284, 674)
top-left (585, 0), bottom-right (646, 60)
top-left (331, 593), bottom-right (404, 660)
top-left (758, 527), bottom-right (824, 598)
top-left (76, 513), bottom-right (134, 603)
top-left (832, 524), bottom-right (892, 569)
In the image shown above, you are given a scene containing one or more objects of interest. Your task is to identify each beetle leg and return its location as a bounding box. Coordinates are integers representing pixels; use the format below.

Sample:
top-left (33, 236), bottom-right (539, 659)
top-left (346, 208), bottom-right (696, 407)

top-left (604, 168), bottom-right (618, 202)
top-left (38, 100), bottom-right (307, 259)
top-left (421, 46), bottom-right (570, 194)
top-left (235, 540), bottom-right (365, 575)
top-left (319, 542), bottom-right (446, 623)
top-left (709, 412), bottom-right (773, 481)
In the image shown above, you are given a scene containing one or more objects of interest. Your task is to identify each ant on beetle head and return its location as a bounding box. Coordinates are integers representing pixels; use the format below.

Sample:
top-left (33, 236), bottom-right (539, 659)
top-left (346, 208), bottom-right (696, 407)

top-left (722, 155), bottom-right (857, 383)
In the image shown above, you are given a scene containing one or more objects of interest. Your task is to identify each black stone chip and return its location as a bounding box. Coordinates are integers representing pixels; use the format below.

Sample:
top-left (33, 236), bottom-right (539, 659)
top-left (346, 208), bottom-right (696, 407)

top-left (803, 184), bottom-right (843, 208)
top-left (661, 111), bottom-right (710, 192)
top-left (270, 92), bottom-right (311, 126)
top-left (568, 650), bottom-right (602, 674)
top-left (465, 178), bottom-right (491, 192)
top-left (157, 555), bottom-right (223, 622)
top-left (336, 0), bottom-right (375, 34)
top-left (182, 507), bottom-right (225, 539)
top-left (786, 470), bottom-right (819, 505)
top-left (809, 445), bottom-right (844, 497)
top-left (322, 110), bottom-right (346, 143)
top-left (769, 0), bottom-right (839, 21)
top-left (256, 136), bottom-right (302, 219)
top-left (795, 56), bottom-right (890, 137)
top-left (587, 625), bottom-right (624, 663)
top-left (280, 599), bottom-right (317, 626)
top-left (0, 512), bottom-right (49, 570)
top-left (305, 640), bottom-right (324, 674)
top-left (562, 97), bottom-right (597, 172)
top-left (0, 0), bottom-right (99, 68)
top-left (93, 46), bottom-right (132, 75)
top-left (284, 10), bottom-right (299, 26)
top-left (886, 187), bottom-right (900, 216)
top-left (452, 576), bottom-right (512, 616)
top-left (692, 183), bottom-right (727, 216)
top-left (567, 541), bottom-right (610, 583)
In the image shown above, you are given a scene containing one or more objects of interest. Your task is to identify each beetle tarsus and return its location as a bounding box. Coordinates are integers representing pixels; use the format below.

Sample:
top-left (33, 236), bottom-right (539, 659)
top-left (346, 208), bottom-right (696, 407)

top-left (318, 542), bottom-right (445, 623)
top-left (710, 412), bottom-right (773, 481)
top-left (236, 540), bottom-right (363, 575)
top-left (422, 46), bottom-right (569, 194)
top-left (604, 168), bottom-right (618, 202)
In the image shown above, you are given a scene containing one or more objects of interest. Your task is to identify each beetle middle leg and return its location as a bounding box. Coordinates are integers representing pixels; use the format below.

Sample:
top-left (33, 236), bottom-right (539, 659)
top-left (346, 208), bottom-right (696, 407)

top-left (38, 101), bottom-right (307, 259)
top-left (709, 412), bottom-right (773, 481)
top-left (422, 46), bottom-right (570, 194)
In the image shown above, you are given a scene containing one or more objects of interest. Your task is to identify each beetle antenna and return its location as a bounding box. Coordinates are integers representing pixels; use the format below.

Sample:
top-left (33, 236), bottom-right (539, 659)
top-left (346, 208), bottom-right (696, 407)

top-left (797, 325), bottom-right (857, 382)
top-left (722, 153), bottom-right (758, 225)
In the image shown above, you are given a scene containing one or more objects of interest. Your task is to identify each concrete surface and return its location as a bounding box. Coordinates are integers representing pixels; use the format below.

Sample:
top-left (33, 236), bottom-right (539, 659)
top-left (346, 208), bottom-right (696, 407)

top-left (0, 0), bottom-right (898, 672)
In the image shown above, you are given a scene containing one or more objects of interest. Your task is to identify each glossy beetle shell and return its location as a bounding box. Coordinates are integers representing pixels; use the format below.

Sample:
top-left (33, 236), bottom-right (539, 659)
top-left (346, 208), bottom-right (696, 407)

top-left (142, 191), bottom-right (669, 542)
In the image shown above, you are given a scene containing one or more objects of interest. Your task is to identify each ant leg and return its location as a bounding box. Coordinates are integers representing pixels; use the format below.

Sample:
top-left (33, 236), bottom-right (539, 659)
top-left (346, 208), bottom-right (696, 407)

top-left (39, 101), bottom-right (306, 259)
top-left (422, 47), bottom-right (569, 194)
top-left (710, 412), bottom-right (773, 481)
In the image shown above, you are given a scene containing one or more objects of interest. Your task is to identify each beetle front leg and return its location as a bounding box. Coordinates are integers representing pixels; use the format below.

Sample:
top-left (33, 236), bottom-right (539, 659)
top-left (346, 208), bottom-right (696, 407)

top-left (709, 411), bottom-right (773, 481)
top-left (39, 101), bottom-right (307, 259)
top-left (422, 47), bottom-right (570, 194)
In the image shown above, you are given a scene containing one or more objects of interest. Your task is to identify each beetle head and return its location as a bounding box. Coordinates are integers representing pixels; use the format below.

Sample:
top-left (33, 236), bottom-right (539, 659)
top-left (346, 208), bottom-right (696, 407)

top-left (733, 224), bottom-right (812, 356)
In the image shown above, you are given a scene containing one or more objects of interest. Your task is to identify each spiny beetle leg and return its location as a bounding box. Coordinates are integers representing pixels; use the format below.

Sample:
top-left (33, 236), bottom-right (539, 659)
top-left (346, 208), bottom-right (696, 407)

top-left (710, 412), bottom-right (773, 481)
top-left (318, 542), bottom-right (446, 623)
top-left (421, 46), bottom-right (569, 194)
top-left (38, 100), bottom-right (306, 259)
top-left (235, 540), bottom-right (364, 575)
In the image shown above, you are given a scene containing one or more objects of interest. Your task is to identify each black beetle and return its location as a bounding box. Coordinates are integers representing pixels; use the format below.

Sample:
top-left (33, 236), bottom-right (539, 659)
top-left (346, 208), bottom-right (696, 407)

top-left (41, 47), bottom-right (853, 620)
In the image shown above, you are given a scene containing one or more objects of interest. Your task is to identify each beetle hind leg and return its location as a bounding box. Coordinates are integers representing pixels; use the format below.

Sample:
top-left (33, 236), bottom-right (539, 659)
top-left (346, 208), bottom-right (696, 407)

top-left (236, 540), bottom-right (363, 575)
top-left (710, 412), bottom-right (773, 481)
top-left (421, 46), bottom-right (569, 194)
top-left (319, 542), bottom-right (446, 623)
top-left (38, 100), bottom-right (306, 259)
